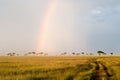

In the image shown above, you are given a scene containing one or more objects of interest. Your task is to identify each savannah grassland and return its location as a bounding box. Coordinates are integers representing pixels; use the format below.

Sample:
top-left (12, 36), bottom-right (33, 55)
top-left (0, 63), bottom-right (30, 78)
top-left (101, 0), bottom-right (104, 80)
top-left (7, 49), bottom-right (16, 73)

top-left (0, 56), bottom-right (120, 80)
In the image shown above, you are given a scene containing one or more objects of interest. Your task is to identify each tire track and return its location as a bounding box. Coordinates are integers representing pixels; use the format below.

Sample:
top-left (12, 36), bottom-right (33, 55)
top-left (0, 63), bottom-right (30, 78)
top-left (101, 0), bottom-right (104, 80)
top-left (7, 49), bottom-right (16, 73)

top-left (90, 61), bottom-right (102, 80)
top-left (90, 61), bottom-right (115, 80)
top-left (100, 62), bottom-right (114, 80)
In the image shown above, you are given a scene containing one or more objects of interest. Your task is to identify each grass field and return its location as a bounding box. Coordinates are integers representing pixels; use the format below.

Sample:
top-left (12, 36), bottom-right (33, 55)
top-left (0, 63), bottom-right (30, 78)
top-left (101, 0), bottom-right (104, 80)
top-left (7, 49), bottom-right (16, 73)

top-left (0, 56), bottom-right (120, 80)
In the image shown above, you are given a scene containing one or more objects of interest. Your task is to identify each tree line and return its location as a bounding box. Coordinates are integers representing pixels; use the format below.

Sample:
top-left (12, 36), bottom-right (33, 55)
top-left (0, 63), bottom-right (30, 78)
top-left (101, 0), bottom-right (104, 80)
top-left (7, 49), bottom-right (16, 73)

top-left (6, 51), bottom-right (114, 56)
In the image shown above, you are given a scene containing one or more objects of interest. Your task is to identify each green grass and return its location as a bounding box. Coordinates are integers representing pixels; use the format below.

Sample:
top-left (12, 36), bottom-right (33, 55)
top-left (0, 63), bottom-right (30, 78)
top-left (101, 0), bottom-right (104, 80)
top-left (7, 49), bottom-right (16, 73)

top-left (0, 56), bottom-right (119, 80)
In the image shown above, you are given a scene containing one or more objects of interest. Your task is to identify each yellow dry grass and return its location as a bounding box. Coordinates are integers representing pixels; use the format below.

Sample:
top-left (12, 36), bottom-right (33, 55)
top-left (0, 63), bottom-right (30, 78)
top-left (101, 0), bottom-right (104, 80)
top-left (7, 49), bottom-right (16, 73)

top-left (0, 56), bottom-right (119, 80)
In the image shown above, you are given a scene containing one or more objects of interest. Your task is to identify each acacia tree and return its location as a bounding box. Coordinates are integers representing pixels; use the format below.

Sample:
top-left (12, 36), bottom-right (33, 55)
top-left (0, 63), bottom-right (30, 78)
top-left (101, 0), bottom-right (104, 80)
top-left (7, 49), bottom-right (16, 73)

top-left (72, 52), bottom-right (75, 55)
top-left (27, 52), bottom-right (36, 56)
top-left (7, 53), bottom-right (12, 56)
top-left (110, 52), bottom-right (113, 55)
top-left (28, 52), bottom-right (32, 55)
top-left (81, 52), bottom-right (85, 55)
top-left (61, 52), bottom-right (67, 55)
top-left (97, 51), bottom-right (104, 56)
top-left (32, 52), bottom-right (36, 55)
top-left (7, 52), bottom-right (16, 56)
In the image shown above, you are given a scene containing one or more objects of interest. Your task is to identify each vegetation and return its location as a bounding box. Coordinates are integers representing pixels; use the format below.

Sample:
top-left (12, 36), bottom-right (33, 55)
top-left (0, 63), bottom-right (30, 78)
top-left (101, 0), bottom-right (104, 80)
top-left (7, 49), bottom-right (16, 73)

top-left (97, 51), bottom-right (106, 56)
top-left (0, 56), bottom-right (119, 80)
top-left (110, 52), bottom-right (113, 55)
top-left (7, 52), bottom-right (18, 56)
top-left (0, 56), bottom-right (92, 80)
top-left (6, 51), bottom-right (116, 56)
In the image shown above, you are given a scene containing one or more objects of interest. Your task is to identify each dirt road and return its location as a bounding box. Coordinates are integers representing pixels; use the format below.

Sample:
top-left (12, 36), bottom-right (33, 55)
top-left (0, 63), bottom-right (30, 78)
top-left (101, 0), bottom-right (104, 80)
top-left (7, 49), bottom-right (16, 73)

top-left (90, 61), bottom-right (114, 80)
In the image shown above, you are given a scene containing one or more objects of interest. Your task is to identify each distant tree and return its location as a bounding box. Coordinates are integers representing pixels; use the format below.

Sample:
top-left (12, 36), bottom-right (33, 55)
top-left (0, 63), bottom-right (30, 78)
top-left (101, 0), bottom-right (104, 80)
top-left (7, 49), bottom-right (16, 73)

top-left (28, 52), bottom-right (32, 55)
top-left (36, 52), bottom-right (44, 56)
top-left (76, 53), bottom-right (80, 55)
top-left (110, 52), bottom-right (113, 55)
top-left (7, 52), bottom-right (16, 56)
top-left (7, 53), bottom-right (12, 56)
top-left (97, 51), bottom-right (104, 56)
top-left (72, 52), bottom-right (75, 55)
top-left (39, 52), bottom-right (44, 55)
top-left (81, 52), bottom-right (84, 55)
top-left (13, 52), bottom-right (16, 55)
top-left (61, 52), bottom-right (67, 55)
top-left (90, 53), bottom-right (93, 55)
top-left (103, 53), bottom-right (107, 55)
top-left (32, 52), bottom-right (36, 55)
top-left (32, 52), bottom-right (36, 54)
top-left (27, 52), bottom-right (36, 56)
top-left (63, 52), bottom-right (67, 55)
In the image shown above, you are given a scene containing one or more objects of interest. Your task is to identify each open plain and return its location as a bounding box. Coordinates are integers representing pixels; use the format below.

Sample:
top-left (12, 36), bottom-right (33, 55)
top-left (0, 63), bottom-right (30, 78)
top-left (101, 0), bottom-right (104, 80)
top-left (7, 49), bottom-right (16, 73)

top-left (0, 56), bottom-right (119, 80)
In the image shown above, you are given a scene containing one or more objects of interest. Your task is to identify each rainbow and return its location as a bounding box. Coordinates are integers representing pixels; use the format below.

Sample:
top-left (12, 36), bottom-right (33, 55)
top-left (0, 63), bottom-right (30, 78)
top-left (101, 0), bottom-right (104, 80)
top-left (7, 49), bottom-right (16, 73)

top-left (36, 1), bottom-right (89, 54)
top-left (36, 0), bottom-right (57, 53)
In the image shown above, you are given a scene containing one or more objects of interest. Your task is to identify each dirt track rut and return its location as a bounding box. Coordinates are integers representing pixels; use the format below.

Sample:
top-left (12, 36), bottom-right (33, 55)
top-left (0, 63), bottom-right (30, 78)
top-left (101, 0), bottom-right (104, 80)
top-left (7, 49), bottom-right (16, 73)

top-left (90, 61), bottom-right (115, 80)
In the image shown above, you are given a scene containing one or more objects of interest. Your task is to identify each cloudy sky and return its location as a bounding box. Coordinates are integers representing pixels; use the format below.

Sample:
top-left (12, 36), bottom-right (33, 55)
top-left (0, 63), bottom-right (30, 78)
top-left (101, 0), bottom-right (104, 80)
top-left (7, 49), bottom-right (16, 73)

top-left (0, 0), bottom-right (120, 55)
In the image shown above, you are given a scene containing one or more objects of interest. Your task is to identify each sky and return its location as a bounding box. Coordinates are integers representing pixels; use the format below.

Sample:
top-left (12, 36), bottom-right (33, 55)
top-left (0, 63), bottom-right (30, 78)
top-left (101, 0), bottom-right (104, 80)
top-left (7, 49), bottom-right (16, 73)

top-left (0, 0), bottom-right (120, 55)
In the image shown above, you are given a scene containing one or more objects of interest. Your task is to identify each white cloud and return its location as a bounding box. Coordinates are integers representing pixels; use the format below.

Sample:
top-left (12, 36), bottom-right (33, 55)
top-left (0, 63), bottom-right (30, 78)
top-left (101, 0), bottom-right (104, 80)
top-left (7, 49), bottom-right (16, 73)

top-left (92, 9), bottom-right (102, 14)
top-left (91, 7), bottom-right (104, 15)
